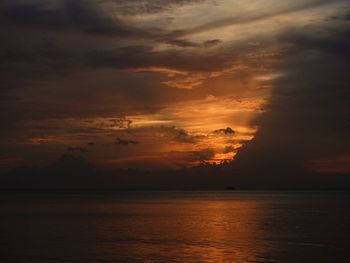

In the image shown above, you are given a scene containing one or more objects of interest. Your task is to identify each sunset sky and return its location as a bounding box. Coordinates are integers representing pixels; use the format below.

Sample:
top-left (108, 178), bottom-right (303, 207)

top-left (0, 0), bottom-right (350, 187)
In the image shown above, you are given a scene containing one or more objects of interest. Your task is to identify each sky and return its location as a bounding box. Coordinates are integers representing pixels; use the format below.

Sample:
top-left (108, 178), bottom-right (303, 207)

top-left (0, 0), bottom-right (349, 188)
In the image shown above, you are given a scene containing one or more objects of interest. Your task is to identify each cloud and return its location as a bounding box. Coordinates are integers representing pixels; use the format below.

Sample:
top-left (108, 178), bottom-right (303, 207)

top-left (162, 74), bottom-right (207, 89)
top-left (86, 44), bottom-right (233, 73)
top-left (108, 118), bottom-right (133, 129)
top-left (0, 153), bottom-right (239, 190)
top-left (158, 126), bottom-right (198, 143)
top-left (166, 38), bottom-right (199, 47)
top-left (99, 0), bottom-right (205, 16)
top-left (191, 148), bottom-right (215, 162)
top-left (1, 0), bottom-right (349, 189)
top-left (307, 154), bottom-right (350, 174)
top-left (0, 0), bottom-right (142, 36)
top-left (214, 127), bottom-right (235, 135)
top-left (2, 1), bottom-right (231, 95)
top-left (66, 146), bottom-right (87, 153)
top-left (203, 39), bottom-right (221, 47)
top-left (233, 24), bottom-right (350, 185)
top-left (115, 137), bottom-right (139, 146)
top-left (223, 145), bottom-right (235, 154)
top-left (174, 0), bottom-right (345, 38)
top-left (132, 67), bottom-right (188, 77)
top-left (164, 38), bottom-right (221, 48)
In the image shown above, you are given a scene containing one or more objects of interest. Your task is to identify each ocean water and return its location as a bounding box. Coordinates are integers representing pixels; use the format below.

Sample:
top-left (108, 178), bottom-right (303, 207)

top-left (0, 191), bottom-right (349, 263)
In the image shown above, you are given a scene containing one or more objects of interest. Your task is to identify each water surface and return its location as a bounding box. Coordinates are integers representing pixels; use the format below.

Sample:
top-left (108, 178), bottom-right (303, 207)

top-left (1, 191), bottom-right (349, 262)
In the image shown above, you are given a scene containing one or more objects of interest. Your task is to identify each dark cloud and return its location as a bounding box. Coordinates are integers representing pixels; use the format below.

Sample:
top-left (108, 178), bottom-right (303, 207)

top-left (0, 154), bottom-right (236, 190)
top-left (86, 45), bottom-right (231, 72)
top-left (115, 137), bottom-right (139, 146)
top-left (106, 0), bottom-right (205, 16)
top-left (66, 146), bottom-right (87, 153)
top-left (223, 145), bottom-right (235, 154)
top-left (165, 38), bottom-right (222, 48)
top-left (0, 94), bottom-right (22, 102)
top-left (1, 152), bottom-right (349, 190)
top-left (203, 39), bottom-right (221, 47)
top-left (0, 1), bottom-right (222, 95)
top-left (108, 118), bottom-right (133, 129)
top-left (159, 126), bottom-right (198, 143)
top-left (191, 148), bottom-right (215, 162)
top-left (279, 28), bottom-right (350, 57)
top-left (166, 39), bottom-right (199, 47)
top-left (330, 11), bottom-right (350, 21)
top-left (0, 0), bottom-right (238, 107)
top-left (0, 0), bottom-right (141, 36)
top-left (214, 127), bottom-right (235, 135)
top-left (233, 25), bottom-right (350, 186)
top-left (346, 12), bottom-right (350, 20)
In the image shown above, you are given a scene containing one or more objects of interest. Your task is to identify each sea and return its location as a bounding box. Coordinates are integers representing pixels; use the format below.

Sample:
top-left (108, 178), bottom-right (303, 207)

top-left (0, 191), bottom-right (349, 262)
